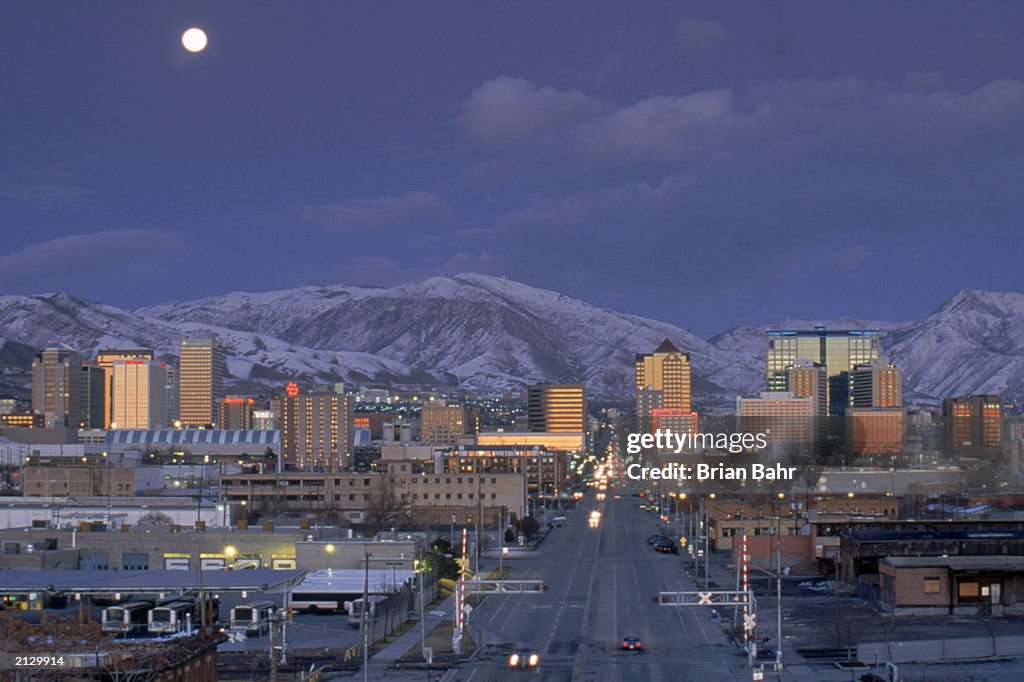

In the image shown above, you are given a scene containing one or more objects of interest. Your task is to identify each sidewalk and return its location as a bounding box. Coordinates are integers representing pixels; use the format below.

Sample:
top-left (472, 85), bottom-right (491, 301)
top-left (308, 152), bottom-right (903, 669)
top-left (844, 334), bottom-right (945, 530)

top-left (362, 593), bottom-right (456, 674)
top-left (365, 557), bottom-right (500, 675)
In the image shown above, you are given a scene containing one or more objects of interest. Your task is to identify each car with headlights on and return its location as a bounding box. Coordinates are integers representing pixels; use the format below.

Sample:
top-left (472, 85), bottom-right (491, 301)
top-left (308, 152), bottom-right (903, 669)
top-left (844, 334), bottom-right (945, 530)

top-left (508, 648), bottom-right (540, 671)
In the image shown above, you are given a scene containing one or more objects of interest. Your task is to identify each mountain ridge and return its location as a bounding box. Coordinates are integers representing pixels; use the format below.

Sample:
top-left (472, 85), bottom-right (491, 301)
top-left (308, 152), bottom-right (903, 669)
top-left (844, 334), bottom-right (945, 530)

top-left (1, 275), bottom-right (1022, 403)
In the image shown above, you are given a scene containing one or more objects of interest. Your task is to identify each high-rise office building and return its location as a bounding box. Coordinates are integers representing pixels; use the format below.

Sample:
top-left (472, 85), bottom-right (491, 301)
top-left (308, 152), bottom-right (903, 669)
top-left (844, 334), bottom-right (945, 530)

top-left (650, 408), bottom-right (698, 437)
top-left (785, 359), bottom-right (828, 416)
top-left (635, 340), bottom-right (691, 432)
top-left (97, 349), bottom-right (155, 428)
top-left (944, 395), bottom-right (1003, 455)
top-left (736, 392), bottom-right (815, 452)
top-left (31, 348), bottom-right (82, 427)
top-left (111, 359), bottom-right (167, 429)
top-left (846, 408), bottom-right (904, 455)
top-left (178, 338), bottom-right (224, 427)
top-left (527, 383), bottom-right (586, 433)
top-left (80, 365), bottom-right (106, 429)
top-left (164, 362), bottom-right (178, 427)
top-left (852, 359), bottom-right (901, 408)
top-left (766, 328), bottom-right (880, 415)
top-left (421, 403), bottom-right (473, 445)
top-left (281, 388), bottom-right (355, 471)
top-left (219, 396), bottom-right (256, 430)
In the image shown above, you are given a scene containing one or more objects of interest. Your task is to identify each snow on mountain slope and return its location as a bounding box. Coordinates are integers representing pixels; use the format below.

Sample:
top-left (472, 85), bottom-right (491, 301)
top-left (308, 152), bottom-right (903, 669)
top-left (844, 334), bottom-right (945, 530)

top-left (707, 291), bottom-right (1024, 403)
top-left (885, 290), bottom-right (1024, 401)
top-left (138, 273), bottom-right (760, 398)
top-left (709, 317), bottom-right (909, 370)
top-left (0, 293), bottom-right (439, 390)
top-left (4, 280), bottom-right (1024, 402)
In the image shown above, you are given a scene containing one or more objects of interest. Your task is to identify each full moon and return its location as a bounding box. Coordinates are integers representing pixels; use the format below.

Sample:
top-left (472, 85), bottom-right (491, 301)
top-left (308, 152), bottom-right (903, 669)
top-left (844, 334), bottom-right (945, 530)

top-left (181, 27), bottom-right (208, 53)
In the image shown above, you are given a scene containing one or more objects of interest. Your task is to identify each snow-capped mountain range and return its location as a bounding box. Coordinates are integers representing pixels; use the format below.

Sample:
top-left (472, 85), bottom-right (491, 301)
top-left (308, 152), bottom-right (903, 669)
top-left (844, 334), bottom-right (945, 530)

top-left (1, 274), bottom-right (1022, 404)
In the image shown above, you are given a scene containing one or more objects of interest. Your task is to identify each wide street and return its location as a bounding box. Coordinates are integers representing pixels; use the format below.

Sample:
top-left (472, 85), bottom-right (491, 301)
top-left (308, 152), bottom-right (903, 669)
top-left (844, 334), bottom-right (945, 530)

top-left (446, 493), bottom-right (752, 682)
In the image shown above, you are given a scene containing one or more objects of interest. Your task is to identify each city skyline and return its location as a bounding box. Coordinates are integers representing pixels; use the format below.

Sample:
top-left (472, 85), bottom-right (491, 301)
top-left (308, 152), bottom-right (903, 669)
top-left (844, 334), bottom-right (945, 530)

top-left (3, 3), bottom-right (1024, 336)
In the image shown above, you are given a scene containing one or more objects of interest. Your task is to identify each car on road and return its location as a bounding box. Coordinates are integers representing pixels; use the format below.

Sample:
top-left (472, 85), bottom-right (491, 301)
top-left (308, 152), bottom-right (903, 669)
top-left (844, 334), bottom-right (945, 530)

top-left (653, 539), bottom-right (678, 554)
top-left (549, 516), bottom-right (567, 528)
top-left (621, 636), bottom-right (643, 651)
top-left (508, 648), bottom-right (540, 671)
top-left (646, 533), bottom-right (669, 546)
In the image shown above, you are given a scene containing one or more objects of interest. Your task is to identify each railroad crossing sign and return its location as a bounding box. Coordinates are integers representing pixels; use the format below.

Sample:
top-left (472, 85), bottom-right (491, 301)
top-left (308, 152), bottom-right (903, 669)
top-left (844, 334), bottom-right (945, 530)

top-left (744, 613), bottom-right (757, 630)
top-left (654, 590), bottom-right (751, 606)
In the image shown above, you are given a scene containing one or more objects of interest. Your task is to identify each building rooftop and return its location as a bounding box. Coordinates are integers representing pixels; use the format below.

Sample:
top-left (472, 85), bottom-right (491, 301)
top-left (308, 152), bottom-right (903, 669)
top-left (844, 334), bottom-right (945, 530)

top-left (654, 338), bottom-right (682, 354)
top-left (0, 569), bottom-right (307, 594)
top-left (107, 429), bottom-right (279, 446)
top-left (882, 556), bottom-right (1024, 571)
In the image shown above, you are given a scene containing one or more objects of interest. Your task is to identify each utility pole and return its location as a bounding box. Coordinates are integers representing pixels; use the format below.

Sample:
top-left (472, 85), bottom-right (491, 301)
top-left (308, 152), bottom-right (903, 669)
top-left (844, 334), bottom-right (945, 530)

top-left (269, 611), bottom-right (279, 682)
top-left (418, 556), bottom-right (428, 677)
top-left (477, 474), bottom-right (483, 571)
top-left (498, 507), bottom-right (505, 573)
top-left (776, 523), bottom-right (783, 674)
top-left (359, 551), bottom-right (371, 682)
top-left (704, 501), bottom-right (710, 590)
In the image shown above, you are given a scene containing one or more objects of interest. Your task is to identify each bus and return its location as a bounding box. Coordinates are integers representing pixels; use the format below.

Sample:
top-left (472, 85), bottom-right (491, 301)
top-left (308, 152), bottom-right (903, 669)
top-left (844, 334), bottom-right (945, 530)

top-left (229, 601), bottom-right (277, 635)
top-left (289, 591), bottom-right (347, 614)
top-left (102, 602), bottom-right (151, 635)
top-left (347, 595), bottom-right (387, 628)
top-left (148, 601), bottom-right (196, 635)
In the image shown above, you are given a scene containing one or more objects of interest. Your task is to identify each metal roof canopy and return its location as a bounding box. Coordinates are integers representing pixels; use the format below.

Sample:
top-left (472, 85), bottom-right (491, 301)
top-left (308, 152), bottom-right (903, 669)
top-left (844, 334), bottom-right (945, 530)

top-left (295, 568), bottom-right (416, 593)
top-left (0, 569), bottom-right (307, 595)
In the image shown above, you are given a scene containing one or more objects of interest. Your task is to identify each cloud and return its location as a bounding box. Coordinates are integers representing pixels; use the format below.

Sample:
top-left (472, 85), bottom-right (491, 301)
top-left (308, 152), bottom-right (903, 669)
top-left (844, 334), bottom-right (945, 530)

top-left (674, 18), bottom-right (728, 54)
top-left (458, 77), bottom-right (607, 147)
top-left (574, 89), bottom-right (751, 165)
top-left (0, 183), bottom-right (99, 211)
top-left (304, 191), bottom-right (449, 234)
top-left (455, 76), bottom-right (1024, 170)
top-left (0, 229), bottom-right (185, 286)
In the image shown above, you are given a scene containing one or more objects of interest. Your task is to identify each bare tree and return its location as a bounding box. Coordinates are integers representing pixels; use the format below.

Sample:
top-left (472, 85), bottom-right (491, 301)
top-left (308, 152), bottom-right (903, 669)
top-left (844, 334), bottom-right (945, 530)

top-left (365, 475), bottom-right (411, 534)
top-left (136, 510), bottom-right (174, 526)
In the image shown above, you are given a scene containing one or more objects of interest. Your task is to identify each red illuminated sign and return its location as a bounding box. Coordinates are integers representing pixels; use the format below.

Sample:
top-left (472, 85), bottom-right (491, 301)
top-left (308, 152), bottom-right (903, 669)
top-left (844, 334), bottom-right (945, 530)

top-left (285, 382), bottom-right (300, 397)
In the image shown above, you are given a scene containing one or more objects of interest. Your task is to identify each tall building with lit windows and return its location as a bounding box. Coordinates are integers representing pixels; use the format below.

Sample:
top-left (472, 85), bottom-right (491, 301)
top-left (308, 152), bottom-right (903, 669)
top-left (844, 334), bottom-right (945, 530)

top-left (421, 403), bottom-right (474, 445)
top-left (31, 348), bottom-right (82, 427)
top-left (178, 338), bottom-right (224, 427)
top-left (111, 359), bottom-right (167, 429)
top-left (97, 349), bottom-right (155, 428)
top-left (527, 383), bottom-right (586, 434)
top-left (635, 339), bottom-right (691, 432)
top-left (281, 387), bottom-right (354, 471)
top-left (852, 359), bottom-right (901, 408)
top-left (80, 364), bottom-right (106, 429)
top-left (944, 395), bottom-right (1003, 456)
top-left (219, 396), bottom-right (256, 430)
top-left (766, 328), bottom-right (880, 416)
top-left (736, 392), bottom-right (815, 452)
top-left (785, 359), bottom-right (828, 416)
